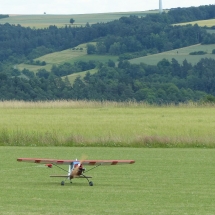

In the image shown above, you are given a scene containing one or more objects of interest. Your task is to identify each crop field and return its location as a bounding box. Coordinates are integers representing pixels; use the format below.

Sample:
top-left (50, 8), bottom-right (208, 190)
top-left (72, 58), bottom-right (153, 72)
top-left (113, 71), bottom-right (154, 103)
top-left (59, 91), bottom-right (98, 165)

top-left (1, 146), bottom-right (215, 214)
top-left (0, 11), bottom-right (157, 29)
top-left (174, 19), bottom-right (215, 27)
top-left (0, 100), bottom-right (215, 148)
top-left (130, 44), bottom-right (215, 65)
top-left (17, 43), bottom-right (118, 73)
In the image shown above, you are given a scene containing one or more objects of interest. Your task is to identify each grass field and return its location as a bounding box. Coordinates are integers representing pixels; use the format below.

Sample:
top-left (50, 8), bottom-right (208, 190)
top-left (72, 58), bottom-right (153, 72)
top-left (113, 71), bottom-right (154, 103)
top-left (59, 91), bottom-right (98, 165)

top-left (0, 101), bottom-right (215, 147)
top-left (206, 29), bottom-right (215, 34)
top-left (0, 11), bottom-right (158, 29)
top-left (174, 19), bottom-right (215, 27)
top-left (1, 146), bottom-right (215, 214)
top-left (130, 44), bottom-right (215, 65)
top-left (17, 43), bottom-right (118, 73)
top-left (65, 68), bottom-right (98, 84)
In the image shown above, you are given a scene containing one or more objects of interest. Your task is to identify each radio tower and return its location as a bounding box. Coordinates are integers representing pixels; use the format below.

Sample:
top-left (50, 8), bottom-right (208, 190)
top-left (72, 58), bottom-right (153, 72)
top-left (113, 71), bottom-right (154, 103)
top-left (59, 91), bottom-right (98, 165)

top-left (159, 0), bottom-right (163, 13)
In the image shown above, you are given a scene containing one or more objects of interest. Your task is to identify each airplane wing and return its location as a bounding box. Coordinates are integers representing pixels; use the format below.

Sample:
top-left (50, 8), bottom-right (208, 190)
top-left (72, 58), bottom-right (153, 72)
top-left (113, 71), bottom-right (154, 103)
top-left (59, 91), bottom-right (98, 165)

top-left (17, 158), bottom-right (77, 164)
top-left (17, 158), bottom-right (135, 165)
top-left (81, 160), bottom-right (135, 165)
top-left (17, 158), bottom-right (76, 164)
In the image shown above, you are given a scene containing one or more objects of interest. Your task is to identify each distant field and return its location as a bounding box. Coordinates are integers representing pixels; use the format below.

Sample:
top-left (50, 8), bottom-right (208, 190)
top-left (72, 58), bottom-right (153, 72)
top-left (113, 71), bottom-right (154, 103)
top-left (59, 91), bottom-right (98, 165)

top-left (65, 68), bottom-right (98, 84)
top-left (174, 19), bottom-right (215, 27)
top-left (130, 44), bottom-right (215, 65)
top-left (0, 11), bottom-right (158, 28)
top-left (206, 29), bottom-right (215, 34)
top-left (17, 43), bottom-right (118, 73)
top-left (1, 146), bottom-right (215, 214)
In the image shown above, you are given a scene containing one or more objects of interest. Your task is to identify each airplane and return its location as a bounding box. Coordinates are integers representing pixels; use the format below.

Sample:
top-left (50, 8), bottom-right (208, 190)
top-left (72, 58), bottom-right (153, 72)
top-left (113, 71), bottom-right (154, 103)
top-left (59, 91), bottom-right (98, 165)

top-left (17, 158), bottom-right (135, 186)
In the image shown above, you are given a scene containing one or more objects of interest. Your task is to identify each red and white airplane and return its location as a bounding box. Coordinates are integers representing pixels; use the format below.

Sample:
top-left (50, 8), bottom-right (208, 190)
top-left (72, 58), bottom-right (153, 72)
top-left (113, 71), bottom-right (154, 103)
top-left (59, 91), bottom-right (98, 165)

top-left (17, 158), bottom-right (135, 186)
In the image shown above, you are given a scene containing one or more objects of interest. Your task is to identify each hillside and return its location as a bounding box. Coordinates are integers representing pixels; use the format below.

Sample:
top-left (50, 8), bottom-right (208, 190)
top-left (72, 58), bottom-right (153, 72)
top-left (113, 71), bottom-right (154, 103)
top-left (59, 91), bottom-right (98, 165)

top-left (17, 43), bottom-right (118, 73)
top-left (174, 19), bottom-right (215, 27)
top-left (65, 68), bottom-right (98, 84)
top-left (130, 44), bottom-right (215, 65)
top-left (1, 5), bottom-right (215, 103)
top-left (0, 11), bottom-right (157, 28)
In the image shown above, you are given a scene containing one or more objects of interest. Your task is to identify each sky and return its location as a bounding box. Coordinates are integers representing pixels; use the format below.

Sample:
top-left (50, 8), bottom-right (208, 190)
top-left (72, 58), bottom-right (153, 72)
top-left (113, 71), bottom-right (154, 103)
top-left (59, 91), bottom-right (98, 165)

top-left (0, 0), bottom-right (215, 15)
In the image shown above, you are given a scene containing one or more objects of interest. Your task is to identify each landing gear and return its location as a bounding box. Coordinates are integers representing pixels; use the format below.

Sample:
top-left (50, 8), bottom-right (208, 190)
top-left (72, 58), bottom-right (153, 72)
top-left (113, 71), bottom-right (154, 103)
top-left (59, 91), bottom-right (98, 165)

top-left (89, 181), bottom-right (93, 186)
top-left (61, 181), bottom-right (65, 186)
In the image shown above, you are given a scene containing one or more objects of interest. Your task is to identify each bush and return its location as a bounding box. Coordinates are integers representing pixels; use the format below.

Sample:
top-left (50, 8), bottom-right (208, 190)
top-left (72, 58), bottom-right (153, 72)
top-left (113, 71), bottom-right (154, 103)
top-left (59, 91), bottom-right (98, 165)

top-left (189, 51), bottom-right (207, 55)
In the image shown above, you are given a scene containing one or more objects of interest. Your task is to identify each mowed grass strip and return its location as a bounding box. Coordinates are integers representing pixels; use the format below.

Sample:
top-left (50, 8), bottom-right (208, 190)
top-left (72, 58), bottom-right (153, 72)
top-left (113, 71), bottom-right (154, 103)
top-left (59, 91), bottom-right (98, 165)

top-left (0, 101), bottom-right (215, 147)
top-left (130, 44), bottom-right (215, 65)
top-left (0, 147), bottom-right (215, 214)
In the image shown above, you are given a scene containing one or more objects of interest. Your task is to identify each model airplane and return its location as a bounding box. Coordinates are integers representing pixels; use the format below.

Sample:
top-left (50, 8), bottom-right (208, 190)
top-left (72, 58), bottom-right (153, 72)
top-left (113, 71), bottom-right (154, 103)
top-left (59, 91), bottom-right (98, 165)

top-left (17, 158), bottom-right (135, 186)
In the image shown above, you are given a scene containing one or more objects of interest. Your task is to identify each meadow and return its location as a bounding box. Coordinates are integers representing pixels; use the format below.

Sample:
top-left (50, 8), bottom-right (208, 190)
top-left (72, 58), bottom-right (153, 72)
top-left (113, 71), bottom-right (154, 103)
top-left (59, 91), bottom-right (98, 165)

top-left (65, 68), bottom-right (98, 84)
top-left (174, 18), bottom-right (215, 27)
top-left (0, 100), bottom-right (215, 148)
top-left (0, 11), bottom-right (156, 29)
top-left (129, 44), bottom-right (215, 65)
top-left (17, 43), bottom-right (118, 73)
top-left (1, 146), bottom-right (215, 214)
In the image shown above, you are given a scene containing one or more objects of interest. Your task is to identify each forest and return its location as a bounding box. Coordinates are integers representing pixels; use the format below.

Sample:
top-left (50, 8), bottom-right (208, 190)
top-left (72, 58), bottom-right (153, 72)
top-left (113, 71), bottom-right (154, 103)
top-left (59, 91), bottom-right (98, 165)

top-left (0, 15), bottom-right (9, 19)
top-left (1, 57), bottom-right (215, 103)
top-left (1, 5), bottom-right (215, 103)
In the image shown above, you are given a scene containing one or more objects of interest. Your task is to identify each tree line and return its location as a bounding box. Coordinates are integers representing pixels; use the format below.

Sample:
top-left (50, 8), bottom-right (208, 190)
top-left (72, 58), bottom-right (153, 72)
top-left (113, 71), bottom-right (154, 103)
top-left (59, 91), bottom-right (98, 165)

top-left (1, 57), bottom-right (215, 103)
top-left (0, 15), bottom-right (9, 19)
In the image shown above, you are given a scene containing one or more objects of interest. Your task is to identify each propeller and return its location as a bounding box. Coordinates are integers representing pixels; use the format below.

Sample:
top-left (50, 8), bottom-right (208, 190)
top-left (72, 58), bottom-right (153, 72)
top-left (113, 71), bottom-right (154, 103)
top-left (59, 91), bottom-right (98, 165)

top-left (70, 155), bottom-right (87, 178)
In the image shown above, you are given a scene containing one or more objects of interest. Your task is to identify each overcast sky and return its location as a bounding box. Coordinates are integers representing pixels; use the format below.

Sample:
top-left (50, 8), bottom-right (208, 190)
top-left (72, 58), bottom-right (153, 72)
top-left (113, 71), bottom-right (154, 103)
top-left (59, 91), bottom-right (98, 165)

top-left (1, 0), bottom-right (215, 14)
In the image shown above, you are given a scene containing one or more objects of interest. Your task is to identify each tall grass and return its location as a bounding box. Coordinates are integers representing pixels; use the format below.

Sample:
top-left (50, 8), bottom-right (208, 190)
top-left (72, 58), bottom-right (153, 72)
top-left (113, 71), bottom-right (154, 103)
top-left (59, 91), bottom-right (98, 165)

top-left (1, 100), bottom-right (215, 147)
top-left (0, 99), bottom-right (214, 108)
top-left (0, 100), bottom-right (151, 108)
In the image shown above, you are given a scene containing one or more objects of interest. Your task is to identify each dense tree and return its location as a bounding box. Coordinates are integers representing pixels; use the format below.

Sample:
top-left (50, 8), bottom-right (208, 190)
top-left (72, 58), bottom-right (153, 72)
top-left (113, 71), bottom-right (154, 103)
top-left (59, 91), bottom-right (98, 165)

top-left (86, 44), bottom-right (96, 54)
top-left (0, 15), bottom-right (9, 19)
top-left (1, 57), bottom-right (215, 103)
top-left (70, 18), bottom-right (75, 25)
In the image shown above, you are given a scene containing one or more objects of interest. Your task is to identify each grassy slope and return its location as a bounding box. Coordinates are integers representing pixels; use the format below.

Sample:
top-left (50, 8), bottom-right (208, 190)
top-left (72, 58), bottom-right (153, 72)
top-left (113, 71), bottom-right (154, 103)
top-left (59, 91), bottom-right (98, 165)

top-left (130, 44), bottom-right (215, 65)
top-left (174, 19), bottom-right (215, 27)
top-left (12, 11), bottom-right (215, 78)
top-left (18, 43), bottom-right (215, 74)
top-left (65, 68), bottom-right (98, 84)
top-left (0, 101), bottom-right (215, 147)
top-left (17, 43), bottom-right (118, 73)
top-left (0, 11), bottom-right (157, 28)
top-left (1, 146), bottom-right (215, 214)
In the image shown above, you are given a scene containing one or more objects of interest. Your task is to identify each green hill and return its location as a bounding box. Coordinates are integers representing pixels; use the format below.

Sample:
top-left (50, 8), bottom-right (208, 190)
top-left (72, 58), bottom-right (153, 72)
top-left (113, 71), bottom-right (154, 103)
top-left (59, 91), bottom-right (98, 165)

top-left (0, 11), bottom-right (158, 29)
top-left (129, 44), bottom-right (215, 65)
top-left (17, 43), bottom-right (118, 73)
top-left (174, 19), bottom-right (215, 27)
top-left (64, 68), bottom-right (98, 84)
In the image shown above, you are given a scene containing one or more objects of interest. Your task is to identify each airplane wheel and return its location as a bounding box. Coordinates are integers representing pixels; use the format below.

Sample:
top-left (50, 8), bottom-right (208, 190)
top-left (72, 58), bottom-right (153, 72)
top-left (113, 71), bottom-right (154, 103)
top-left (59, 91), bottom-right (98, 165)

top-left (61, 181), bottom-right (65, 186)
top-left (89, 181), bottom-right (93, 186)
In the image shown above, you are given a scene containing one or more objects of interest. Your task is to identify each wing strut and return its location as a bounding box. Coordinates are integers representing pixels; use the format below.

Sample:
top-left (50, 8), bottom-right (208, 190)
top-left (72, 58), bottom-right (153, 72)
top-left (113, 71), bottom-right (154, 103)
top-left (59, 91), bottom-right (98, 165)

top-left (84, 164), bottom-right (101, 173)
top-left (52, 163), bottom-right (69, 173)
